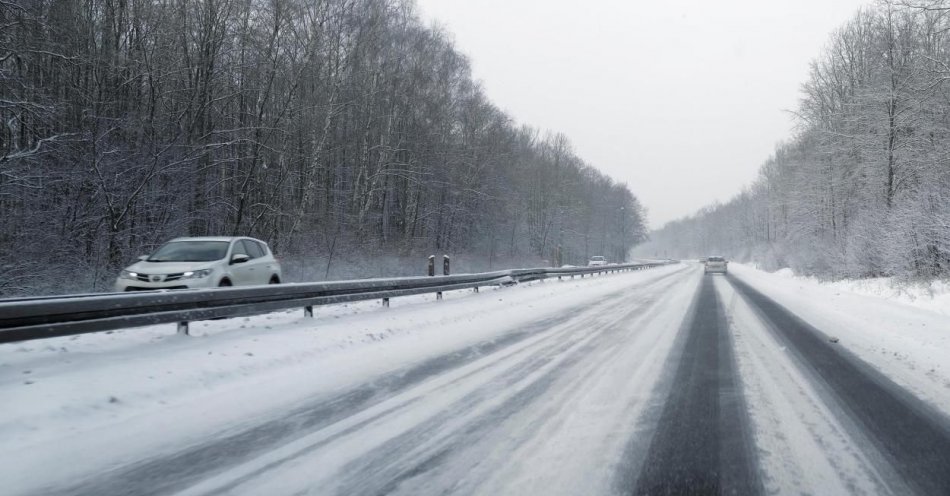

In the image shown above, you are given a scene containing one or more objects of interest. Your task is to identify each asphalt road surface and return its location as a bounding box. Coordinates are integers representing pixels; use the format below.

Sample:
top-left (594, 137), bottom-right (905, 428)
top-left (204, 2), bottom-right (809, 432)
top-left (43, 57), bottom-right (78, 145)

top-left (28, 265), bottom-right (950, 495)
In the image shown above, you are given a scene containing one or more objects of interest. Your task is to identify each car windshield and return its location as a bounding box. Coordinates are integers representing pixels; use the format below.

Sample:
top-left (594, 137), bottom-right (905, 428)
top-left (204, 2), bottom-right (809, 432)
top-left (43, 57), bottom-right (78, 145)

top-left (591, 256), bottom-right (605, 261)
top-left (147, 241), bottom-right (229, 262)
top-left (708, 257), bottom-right (725, 262)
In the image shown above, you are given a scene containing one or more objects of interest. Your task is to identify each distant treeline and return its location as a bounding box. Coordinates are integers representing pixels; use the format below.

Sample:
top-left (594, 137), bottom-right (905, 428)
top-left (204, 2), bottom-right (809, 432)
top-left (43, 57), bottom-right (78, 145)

top-left (0, 0), bottom-right (646, 295)
top-left (641, 2), bottom-right (950, 280)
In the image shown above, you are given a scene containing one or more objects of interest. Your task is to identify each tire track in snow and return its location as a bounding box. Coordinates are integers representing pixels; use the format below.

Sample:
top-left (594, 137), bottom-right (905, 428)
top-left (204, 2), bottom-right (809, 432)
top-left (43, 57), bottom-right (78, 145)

top-left (191, 267), bottom-right (696, 495)
top-left (715, 276), bottom-right (897, 495)
top-left (43, 266), bottom-right (691, 496)
top-left (632, 275), bottom-right (761, 495)
top-left (728, 274), bottom-right (950, 496)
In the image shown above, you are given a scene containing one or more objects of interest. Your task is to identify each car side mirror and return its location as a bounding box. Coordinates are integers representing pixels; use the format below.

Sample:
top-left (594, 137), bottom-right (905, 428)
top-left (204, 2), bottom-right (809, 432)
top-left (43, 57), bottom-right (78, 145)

top-left (137, 255), bottom-right (148, 261)
top-left (231, 253), bottom-right (250, 265)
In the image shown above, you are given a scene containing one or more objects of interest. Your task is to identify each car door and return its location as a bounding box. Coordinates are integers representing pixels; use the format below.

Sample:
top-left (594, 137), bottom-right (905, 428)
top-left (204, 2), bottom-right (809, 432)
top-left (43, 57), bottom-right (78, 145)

top-left (243, 239), bottom-right (269, 284)
top-left (252, 240), bottom-right (280, 283)
top-left (228, 240), bottom-right (255, 285)
top-left (259, 241), bottom-right (280, 281)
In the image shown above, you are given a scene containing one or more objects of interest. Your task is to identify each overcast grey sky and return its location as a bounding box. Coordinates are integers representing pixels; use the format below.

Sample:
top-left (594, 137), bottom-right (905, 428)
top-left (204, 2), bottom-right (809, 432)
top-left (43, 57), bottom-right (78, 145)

top-left (415, 0), bottom-right (870, 228)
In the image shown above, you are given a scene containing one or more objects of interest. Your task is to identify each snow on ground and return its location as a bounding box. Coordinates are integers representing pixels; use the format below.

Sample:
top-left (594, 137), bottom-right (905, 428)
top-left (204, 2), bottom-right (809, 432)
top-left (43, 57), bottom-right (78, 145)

top-left (4, 261), bottom-right (948, 495)
top-left (0, 264), bottom-right (686, 495)
top-left (730, 263), bottom-right (950, 419)
top-left (766, 266), bottom-right (950, 316)
top-left (714, 277), bottom-right (897, 495)
top-left (181, 269), bottom-right (698, 495)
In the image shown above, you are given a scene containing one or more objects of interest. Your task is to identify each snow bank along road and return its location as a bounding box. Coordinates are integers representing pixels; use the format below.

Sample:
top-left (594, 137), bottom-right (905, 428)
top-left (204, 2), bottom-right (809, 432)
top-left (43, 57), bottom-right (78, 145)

top-left (2, 263), bottom-right (950, 495)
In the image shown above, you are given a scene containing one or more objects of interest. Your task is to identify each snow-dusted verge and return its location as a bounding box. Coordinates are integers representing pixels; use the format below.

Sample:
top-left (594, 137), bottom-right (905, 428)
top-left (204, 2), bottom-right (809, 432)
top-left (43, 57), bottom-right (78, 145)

top-left (767, 266), bottom-right (950, 316)
top-left (731, 264), bottom-right (950, 419)
top-left (0, 264), bottom-right (686, 495)
top-left (714, 277), bottom-right (896, 495)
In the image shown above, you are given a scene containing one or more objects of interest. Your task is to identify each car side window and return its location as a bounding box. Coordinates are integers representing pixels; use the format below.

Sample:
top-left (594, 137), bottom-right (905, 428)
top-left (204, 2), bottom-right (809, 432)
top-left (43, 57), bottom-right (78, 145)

top-left (243, 240), bottom-right (264, 258)
top-left (231, 240), bottom-right (249, 258)
top-left (255, 241), bottom-right (269, 257)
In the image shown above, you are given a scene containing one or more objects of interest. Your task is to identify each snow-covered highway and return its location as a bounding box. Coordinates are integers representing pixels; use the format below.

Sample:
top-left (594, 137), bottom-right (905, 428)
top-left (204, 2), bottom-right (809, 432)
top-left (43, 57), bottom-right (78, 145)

top-left (2, 263), bottom-right (950, 495)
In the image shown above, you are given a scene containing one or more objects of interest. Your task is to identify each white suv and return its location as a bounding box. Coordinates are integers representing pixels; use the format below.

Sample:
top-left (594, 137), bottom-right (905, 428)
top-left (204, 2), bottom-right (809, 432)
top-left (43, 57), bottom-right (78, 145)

top-left (704, 256), bottom-right (728, 274)
top-left (115, 237), bottom-right (282, 291)
top-left (588, 256), bottom-right (607, 267)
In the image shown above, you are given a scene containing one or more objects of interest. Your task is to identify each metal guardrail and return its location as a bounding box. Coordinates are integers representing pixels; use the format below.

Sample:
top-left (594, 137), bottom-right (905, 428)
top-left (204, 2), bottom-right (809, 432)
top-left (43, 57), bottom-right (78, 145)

top-left (0, 262), bottom-right (673, 344)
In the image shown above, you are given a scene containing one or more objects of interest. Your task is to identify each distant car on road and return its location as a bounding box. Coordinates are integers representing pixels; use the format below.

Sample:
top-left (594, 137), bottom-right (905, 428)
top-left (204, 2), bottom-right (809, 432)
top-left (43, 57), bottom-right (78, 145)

top-left (588, 256), bottom-right (607, 267)
top-left (704, 256), bottom-right (727, 274)
top-left (115, 237), bottom-right (282, 291)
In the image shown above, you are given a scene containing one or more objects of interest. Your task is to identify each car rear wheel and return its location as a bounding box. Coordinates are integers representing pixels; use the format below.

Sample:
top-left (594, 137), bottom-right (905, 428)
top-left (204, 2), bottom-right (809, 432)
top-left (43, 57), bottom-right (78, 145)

top-left (218, 279), bottom-right (232, 287)
top-left (269, 275), bottom-right (280, 284)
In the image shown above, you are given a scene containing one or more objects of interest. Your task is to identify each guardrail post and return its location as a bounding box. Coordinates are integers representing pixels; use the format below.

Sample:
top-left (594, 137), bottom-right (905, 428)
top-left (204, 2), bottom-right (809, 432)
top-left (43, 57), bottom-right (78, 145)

top-left (430, 255), bottom-right (449, 300)
top-left (177, 321), bottom-right (189, 336)
top-left (382, 298), bottom-right (390, 308)
top-left (304, 305), bottom-right (313, 317)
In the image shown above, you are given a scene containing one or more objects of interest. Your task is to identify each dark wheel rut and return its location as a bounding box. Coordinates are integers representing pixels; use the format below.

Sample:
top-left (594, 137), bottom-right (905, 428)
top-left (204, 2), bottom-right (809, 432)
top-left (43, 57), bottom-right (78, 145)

top-left (633, 276), bottom-right (761, 495)
top-left (728, 275), bottom-right (950, 496)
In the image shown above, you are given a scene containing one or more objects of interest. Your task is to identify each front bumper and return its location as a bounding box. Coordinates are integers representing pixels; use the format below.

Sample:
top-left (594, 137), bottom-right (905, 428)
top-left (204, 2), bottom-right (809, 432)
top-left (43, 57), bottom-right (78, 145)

top-left (114, 278), bottom-right (212, 292)
top-left (119, 284), bottom-right (190, 291)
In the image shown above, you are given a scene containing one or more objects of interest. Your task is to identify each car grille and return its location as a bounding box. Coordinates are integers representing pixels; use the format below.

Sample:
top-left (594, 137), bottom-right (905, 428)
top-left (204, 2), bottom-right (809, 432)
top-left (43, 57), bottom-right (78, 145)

top-left (134, 273), bottom-right (185, 282)
top-left (124, 286), bottom-right (189, 291)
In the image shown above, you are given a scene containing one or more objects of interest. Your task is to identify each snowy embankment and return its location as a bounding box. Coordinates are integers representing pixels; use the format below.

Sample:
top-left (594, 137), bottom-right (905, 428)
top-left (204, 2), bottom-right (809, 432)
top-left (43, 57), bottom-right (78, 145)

top-left (0, 264), bottom-right (686, 494)
top-left (768, 266), bottom-right (950, 316)
top-left (730, 264), bottom-right (950, 416)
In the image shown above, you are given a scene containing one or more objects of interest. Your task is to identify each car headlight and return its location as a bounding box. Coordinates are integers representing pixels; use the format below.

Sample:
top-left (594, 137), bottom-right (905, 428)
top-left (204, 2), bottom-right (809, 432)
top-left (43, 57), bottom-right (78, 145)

top-left (120, 270), bottom-right (139, 280)
top-left (181, 269), bottom-right (213, 279)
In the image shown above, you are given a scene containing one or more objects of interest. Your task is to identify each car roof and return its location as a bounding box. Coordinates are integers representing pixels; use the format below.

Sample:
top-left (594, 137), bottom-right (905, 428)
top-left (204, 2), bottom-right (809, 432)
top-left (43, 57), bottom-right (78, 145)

top-left (168, 236), bottom-right (262, 243)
